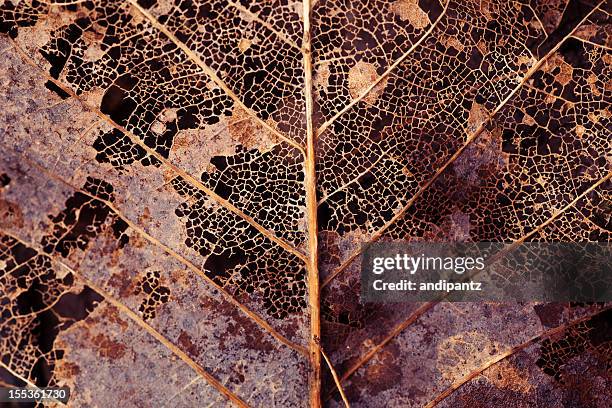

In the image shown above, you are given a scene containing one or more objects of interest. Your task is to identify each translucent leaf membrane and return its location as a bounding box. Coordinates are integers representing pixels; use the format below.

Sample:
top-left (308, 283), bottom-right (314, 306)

top-left (332, 182), bottom-right (612, 407)
top-left (4, 0), bottom-right (230, 156)
top-left (317, 0), bottom-right (549, 247)
top-left (435, 308), bottom-right (612, 408)
top-left (321, 10), bottom-right (610, 400)
top-left (139, 0), bottom-right (307, 141)
top-left (334, 304), bottom-right (611, 408)
top-left (0, 39), bottom-right (309, 334)
top-left (0, 153), bottom-right (309, 406)
top-left (56, 302), bottom-right (232, 407)
top-left (0, 0), bottom-right (610, 405)
top-left (0, 233), bottom-right (91, 388)
top-left (328, 181), bottom-right (610, 405)
top-left (311, 0), bottom-right (445, 123)
top-left (0, 234), bottom-right (231, 406)
top-left (1, 0), bottom-right (307, 247)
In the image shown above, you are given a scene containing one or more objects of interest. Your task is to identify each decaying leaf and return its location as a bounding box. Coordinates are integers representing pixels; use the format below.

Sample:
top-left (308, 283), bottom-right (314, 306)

top-left (0, 0), bottom-right (609, 407)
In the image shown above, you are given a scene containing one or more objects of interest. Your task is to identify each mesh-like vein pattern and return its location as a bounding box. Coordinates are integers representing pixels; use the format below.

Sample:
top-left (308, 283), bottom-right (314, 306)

top-left (317, 0), bottom-right (548, 237)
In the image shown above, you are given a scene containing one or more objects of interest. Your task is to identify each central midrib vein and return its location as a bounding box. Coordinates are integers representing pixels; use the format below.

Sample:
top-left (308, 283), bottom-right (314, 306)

top-left (301, 0), bottom-right (322, 407)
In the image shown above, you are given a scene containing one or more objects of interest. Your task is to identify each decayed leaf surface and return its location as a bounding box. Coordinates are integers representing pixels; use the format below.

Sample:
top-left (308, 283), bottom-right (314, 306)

top-left (0, 0), bottom-right (610, 407)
